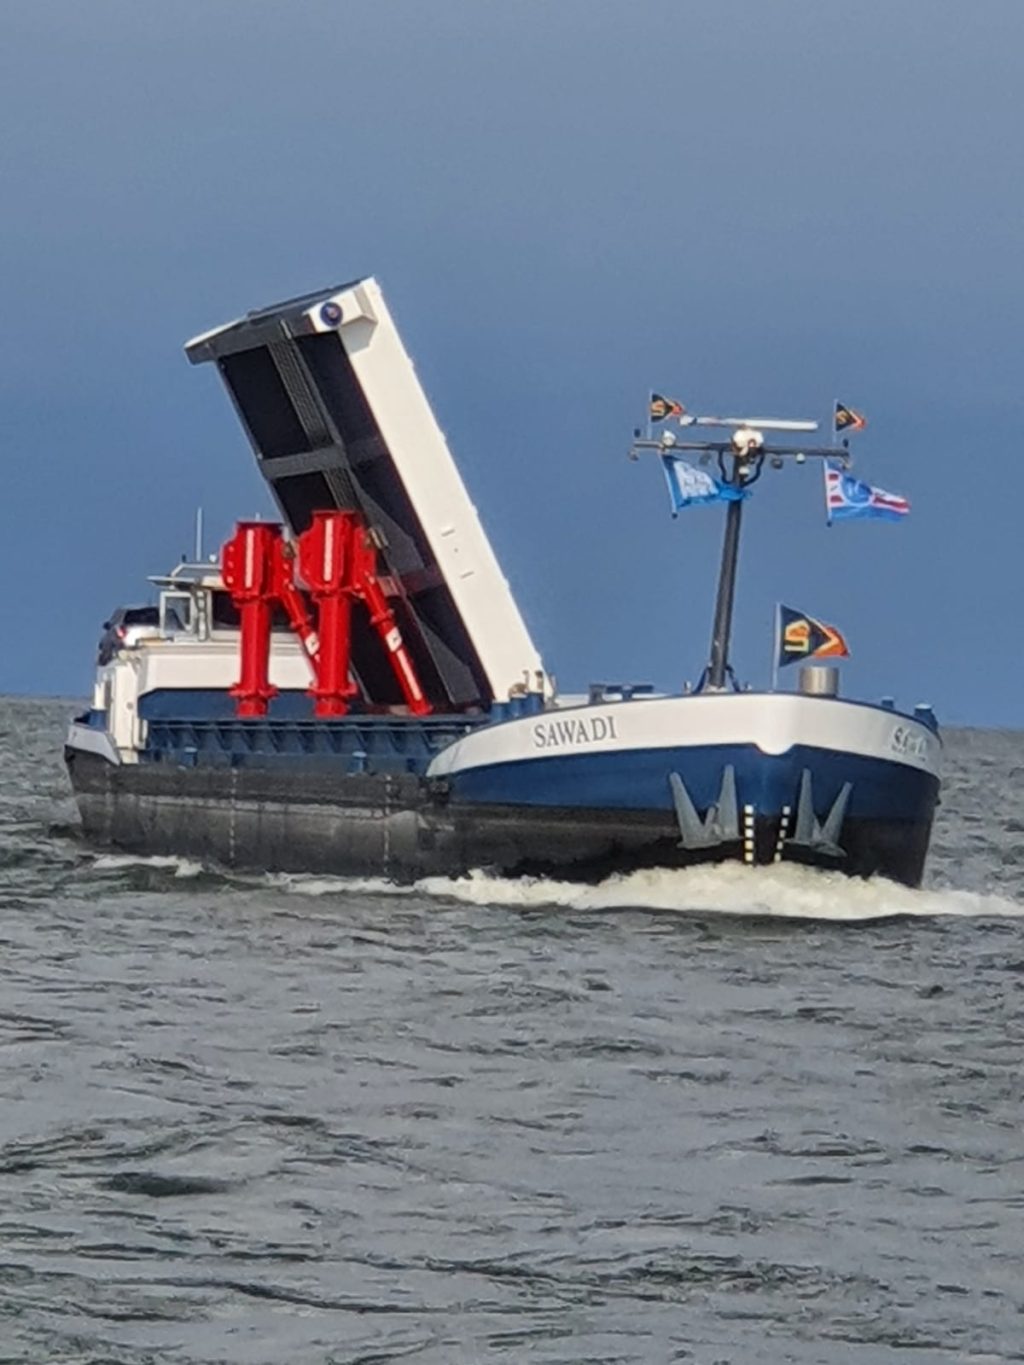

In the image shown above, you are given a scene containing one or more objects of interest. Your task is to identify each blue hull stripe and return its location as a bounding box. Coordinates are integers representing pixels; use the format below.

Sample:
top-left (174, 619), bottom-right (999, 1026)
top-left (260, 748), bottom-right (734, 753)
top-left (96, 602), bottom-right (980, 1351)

top-left (447, 743), bottom-right (938, 821)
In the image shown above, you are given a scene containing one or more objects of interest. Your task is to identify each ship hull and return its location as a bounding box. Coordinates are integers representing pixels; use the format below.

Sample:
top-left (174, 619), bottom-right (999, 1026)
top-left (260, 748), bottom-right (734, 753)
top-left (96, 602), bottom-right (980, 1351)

top-left (65, 705), bottom-right (940, 887)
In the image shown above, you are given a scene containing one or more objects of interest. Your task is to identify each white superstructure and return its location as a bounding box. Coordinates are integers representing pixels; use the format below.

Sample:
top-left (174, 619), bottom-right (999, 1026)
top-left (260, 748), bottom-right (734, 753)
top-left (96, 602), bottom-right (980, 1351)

top-left (77, 564), bottom-right (312, 763)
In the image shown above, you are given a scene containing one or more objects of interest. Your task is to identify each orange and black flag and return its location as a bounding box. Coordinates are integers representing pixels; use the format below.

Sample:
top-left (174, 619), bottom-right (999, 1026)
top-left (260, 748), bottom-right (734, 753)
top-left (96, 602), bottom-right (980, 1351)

top-left (650, 392), bottom-right (685, 422)
top-left (834, 401), bottom-right (866, 434)
top-left (777, 604), bottom-right (850, 668)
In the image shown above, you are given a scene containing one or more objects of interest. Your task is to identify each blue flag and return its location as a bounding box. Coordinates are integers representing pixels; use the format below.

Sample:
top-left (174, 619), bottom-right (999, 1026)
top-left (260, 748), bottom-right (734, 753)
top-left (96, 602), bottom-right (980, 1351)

top-left (824, 461), bottom-right (910, 524)
top-left (662, 455), bottom-right (746, 517)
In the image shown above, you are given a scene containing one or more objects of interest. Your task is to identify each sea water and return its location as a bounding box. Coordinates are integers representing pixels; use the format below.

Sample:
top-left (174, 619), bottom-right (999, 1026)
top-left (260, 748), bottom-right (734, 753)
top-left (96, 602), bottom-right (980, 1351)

top-left (1, 697), bottom-right (1022, 1363)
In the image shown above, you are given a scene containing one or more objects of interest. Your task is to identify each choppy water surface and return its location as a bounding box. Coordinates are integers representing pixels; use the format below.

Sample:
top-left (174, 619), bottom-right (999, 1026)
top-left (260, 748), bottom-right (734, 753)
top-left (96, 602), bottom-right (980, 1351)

top-left (2, 697), bottom-right (1023, 1364)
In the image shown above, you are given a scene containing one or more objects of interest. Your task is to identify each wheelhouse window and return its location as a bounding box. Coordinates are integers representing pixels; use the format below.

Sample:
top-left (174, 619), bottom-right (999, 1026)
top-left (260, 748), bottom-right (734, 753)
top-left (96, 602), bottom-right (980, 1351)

top-left (160, 592), bottom-right (193, 634)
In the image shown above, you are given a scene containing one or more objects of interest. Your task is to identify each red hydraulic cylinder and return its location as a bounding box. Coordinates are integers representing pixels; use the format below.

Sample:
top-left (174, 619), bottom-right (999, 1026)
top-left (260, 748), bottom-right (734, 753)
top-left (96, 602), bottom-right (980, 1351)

top-left (271, 538), bottom-right (319, 675)
top-left (221, 520), bottom-right (282, 718)
top-left (297, 510), bottom-right (359, 717)
top-left (312, 591), bottom-right (354, 716)
top-left (351, 526), bottom-right (432, 716)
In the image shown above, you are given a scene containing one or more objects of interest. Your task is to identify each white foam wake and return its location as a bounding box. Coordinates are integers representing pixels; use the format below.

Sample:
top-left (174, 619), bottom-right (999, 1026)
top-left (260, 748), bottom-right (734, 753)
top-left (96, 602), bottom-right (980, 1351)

top-left (91, 853), bottom-right (207, 879)
top-left (87, 852), bottom-right (1023, 921)
top-left (278, 861), bottom-right (1024, 922)
top-left (270, 873), bottom-right (417, 899)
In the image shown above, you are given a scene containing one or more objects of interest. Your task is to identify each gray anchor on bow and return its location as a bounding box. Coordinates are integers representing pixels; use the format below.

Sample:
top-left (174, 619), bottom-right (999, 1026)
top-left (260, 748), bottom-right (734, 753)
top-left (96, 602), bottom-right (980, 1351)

top-left (787, 768), bottom-right (852, 859)
top-left (668, 765), bottom-right (740, 850)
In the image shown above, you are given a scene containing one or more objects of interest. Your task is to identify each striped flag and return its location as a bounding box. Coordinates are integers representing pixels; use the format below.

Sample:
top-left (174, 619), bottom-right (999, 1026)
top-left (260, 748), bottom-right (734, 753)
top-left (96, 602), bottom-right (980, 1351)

top-left (824, 461), bottom-right (909, 525)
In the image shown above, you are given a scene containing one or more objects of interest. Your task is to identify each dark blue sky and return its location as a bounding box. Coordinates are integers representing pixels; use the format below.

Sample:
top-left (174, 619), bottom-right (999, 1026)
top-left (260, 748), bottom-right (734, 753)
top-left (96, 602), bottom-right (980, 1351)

top-left (3, 2), bottom-right (1021, 724)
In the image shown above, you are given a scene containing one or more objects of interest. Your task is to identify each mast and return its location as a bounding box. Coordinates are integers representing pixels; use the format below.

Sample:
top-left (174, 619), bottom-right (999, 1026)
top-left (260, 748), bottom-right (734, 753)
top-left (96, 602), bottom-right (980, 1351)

top-left (707, 483), bottom-right (744, 689)
top-left (704, 441), bottom-right (755, 690)
top-left (628, 414), bottom-right (845, 691)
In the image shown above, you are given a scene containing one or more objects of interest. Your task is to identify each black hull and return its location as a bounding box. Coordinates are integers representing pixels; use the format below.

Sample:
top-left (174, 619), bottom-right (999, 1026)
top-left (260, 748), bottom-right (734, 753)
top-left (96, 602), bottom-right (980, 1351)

top-left (65, 749), bottom-right (935, 888)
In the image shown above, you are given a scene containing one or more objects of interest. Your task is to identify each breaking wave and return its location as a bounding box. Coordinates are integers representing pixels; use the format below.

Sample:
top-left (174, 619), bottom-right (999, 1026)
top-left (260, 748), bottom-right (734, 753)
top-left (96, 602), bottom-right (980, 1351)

top-left (275, 861), bottom-right (1024, 922)
top-left (81, 850), bottom-right (1023, 922)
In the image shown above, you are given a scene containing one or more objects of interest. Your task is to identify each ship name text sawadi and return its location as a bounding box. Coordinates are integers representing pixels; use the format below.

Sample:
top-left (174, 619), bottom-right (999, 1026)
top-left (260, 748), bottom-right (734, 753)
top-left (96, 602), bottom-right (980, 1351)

top-left (532, 714), bottom-right (619, 749)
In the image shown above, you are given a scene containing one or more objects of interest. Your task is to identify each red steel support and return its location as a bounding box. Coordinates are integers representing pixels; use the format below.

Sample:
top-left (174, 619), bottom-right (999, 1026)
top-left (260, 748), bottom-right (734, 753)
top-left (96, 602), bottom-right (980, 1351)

top-left (350, 527), bottom-right (432, 716)
top-left (221, 521), bottom-right (282, 718)
top-left (222, 509), bottom-right (433, 720)
top-left (312, 591), bottom-right (354, 717)
top-left (271, 538), bottom-right (319, 673)
top-left (297, 510), bottom-right (359, 717)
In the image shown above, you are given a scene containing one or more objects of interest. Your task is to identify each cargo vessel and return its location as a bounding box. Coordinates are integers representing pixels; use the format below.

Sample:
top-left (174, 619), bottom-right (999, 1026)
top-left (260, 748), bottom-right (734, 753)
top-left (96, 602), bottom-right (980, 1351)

top-left (65, 277), bottom-right (941, 885)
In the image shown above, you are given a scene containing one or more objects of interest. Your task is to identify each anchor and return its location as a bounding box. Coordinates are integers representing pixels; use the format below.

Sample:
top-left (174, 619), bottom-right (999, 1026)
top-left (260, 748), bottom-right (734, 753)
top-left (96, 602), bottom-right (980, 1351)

top-left (787, 768), bottom-right (852, 859)
top-left (668, 765), bottom-right (739, 850)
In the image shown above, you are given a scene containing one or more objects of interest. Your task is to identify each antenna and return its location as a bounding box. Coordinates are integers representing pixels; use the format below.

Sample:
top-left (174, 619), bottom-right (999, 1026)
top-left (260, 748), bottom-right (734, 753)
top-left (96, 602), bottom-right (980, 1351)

top-left (194, 507), bottom-right (204, 562)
